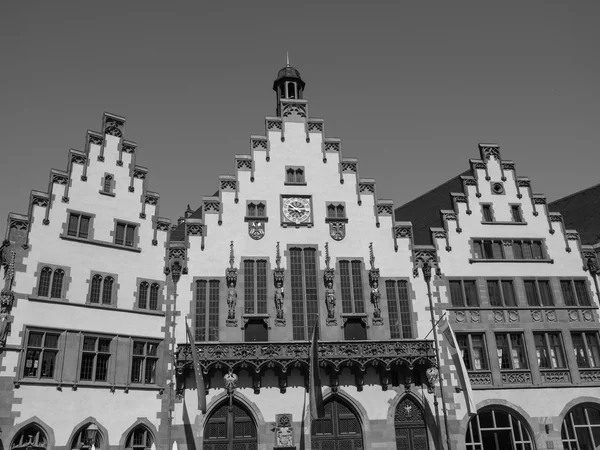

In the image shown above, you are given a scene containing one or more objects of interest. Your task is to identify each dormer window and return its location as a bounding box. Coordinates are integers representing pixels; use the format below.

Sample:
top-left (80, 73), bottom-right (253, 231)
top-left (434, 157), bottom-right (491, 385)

top-left (285, 166), bottom-right (305, 185)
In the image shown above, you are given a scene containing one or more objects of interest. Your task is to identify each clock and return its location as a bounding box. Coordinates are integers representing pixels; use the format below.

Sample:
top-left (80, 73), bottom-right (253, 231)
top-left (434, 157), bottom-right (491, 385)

top-left (282, 196), bottom-right (312, 225)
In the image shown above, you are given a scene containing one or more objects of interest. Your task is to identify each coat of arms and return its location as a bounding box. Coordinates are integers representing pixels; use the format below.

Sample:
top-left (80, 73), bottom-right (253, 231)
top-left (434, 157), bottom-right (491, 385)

top-left (329, 222), bottom-right (346, 241)
top-left (248, 221), bottom-right (265, 240)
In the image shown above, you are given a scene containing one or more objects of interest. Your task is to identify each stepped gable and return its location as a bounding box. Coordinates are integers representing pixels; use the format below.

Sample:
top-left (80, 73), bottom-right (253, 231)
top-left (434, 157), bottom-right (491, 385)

top-left (394, 170), bottom-right (469, 245)
top-left (549, 183), bottom-right (600, 245)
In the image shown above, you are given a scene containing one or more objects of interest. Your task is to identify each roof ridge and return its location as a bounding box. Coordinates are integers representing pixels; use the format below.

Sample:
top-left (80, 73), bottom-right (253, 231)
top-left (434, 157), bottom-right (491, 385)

top-left (549, 182), bottom-right (600, 205)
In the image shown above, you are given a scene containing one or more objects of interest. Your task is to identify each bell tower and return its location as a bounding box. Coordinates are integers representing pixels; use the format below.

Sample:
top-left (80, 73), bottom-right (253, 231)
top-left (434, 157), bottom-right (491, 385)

top-left (273, 54), bottom-right (306, 116)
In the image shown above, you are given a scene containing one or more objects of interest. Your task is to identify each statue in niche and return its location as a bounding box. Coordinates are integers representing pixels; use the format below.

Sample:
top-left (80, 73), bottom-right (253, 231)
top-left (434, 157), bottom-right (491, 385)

top-left (274, 279), bottom-right (284, 322)
top-left (0, 240), bottom-right (10, 279)
top-left (370, 280), bottom-right (381, 319)
top-left (227, 280), bottom-right (237, 320)
top-left (0, 301), bottom-right (12, 347)
top-left (325, 278), bottom-right (337, 326)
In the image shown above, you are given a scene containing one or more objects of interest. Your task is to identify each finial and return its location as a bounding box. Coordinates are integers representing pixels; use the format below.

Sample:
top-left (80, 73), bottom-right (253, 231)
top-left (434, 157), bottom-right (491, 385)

top-left (369, 242), bottom-right (375, 269)
top-left (286, 51), bottom-right (290, 67)
top-left (229, 241), bottom-right (234, 269)
top-left (325, 242), bottom-right (330, 269)
top-left (276, 242), bottom-right (281, 269)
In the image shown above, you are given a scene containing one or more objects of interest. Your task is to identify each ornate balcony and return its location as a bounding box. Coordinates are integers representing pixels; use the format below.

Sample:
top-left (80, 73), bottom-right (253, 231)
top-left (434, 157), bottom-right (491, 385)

top-left (175, 339), bottom-right (436, 394)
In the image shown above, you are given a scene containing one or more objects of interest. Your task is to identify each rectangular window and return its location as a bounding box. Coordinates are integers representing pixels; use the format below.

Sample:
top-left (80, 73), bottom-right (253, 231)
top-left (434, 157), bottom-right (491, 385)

top-left (326, 203), bottom-right (346, 219)
top-left (115, 222), bottom-right (136, 247)
top-left (339, 260), bottom-right (366, 314)
top-left (487, 280), bottom-right (517, 307)
top-left (290, 248), bottom-right (319, 340)
top-left (472, 240), bottom-right (504, 260)
top-left (23, 331), bottom-right (59, 379)
top-left (495, 333), bottom-right (528, 370)
top-left (456, 334), bottom-right (488, 371)
top-left (561, 279), bottom-right (591, 307)
top-left (534, 332), bottom-right (566, 369)
top-left (572, 332), bottom-right (600, 368)
top-left (195, 280), bottom-right (220, 342)
top-left (482, 205), bottom-right (493, 222)
top-left (524, 279), bottom-right (554, 307)
top-left (67, 213), bottom-right (91, 239)
top-left (285, 166), bottom-right (305, 184)
top-left (243, 260), bottom-right (268, 315)
top-left (79, 336), bottom-right (111, 382)
top-left (449, 280), bottom-right (479, 307)
top-left (511, 205), bottom-right (523, 223)
top-left (513, 240), bottom-right (545, 260)
top-left (385, 280), bottom-right (413, 339)
top-left (130, 341), bottom-right (158, 384)
top-left (246, 202), bottom-right (266, 218)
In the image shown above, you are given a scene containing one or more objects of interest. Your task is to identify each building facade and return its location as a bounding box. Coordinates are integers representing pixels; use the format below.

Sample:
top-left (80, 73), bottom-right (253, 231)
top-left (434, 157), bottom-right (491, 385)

top-left (0, 65), bottom-right (599, 450)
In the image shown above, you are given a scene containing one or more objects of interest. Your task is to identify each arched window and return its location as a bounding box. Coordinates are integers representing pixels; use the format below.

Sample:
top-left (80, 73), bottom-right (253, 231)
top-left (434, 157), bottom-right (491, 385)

top-left (103, 175), bottom-right (113, 193)
top-left (11, 424), bottom-right (48, 450)
top-left (327, 204), bottom-right (336, 219)
top-left (149, 284), bottom-right (159, 310)
top-left (256, 203), bottom-right (265, 217)
top-left (138, 282), bottom-right (149, 309)
top-left (50, 269), bottom-right (64, 298)
top-left (336, 204), bottom-right (345, 218)
top-left (312, 398), bottom-right (363, 449)
top-left (203, 402), bottom-right (257, 449)
top-left (102, 277), bottom-right (113, 305)
top-left (70, 423), bottom-right (104, 450)
top-left (38, 267), bottom-right (52, 297)
top-left (394, 396), bottom-right (428, 450)
top-left (90, 275), bottom-right (103, 303)
top-left (247, 203), bottom-right (256, 217)
top-left (286, 168), bottom-right (296, 184)
top-left (562, 403), bottom-right (600, 449)
top-left (466, 408), bottom-right (533, 450)
top-left (125, 425), bottom-right (154, 450)
top-left (287, 82), bottom-right (296, 99)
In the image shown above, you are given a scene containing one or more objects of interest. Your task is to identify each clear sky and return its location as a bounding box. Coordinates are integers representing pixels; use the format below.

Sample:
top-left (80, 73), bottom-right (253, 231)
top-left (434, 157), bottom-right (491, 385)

top-left (1, 1), bottom-right (599, 229)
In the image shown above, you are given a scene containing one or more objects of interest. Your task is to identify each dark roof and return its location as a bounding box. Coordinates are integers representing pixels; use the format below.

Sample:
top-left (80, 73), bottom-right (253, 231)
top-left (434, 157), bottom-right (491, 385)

top-left (276, 66), bottom-right (302, 81)
top-left (549, 183), bottom-right (600, 245)
top-left (170, 206), bottom-right (203, 242)
top-left (394, 170), bottom-right (470, 245)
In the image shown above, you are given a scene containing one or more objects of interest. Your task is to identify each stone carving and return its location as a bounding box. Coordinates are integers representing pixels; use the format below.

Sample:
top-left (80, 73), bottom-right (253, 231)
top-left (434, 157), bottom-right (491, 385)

top-left (267, 120), bottom-right (282, 131)
top-left (531, 310), bottom-right (542, 322)
top-left (248, 221), bottom-right (265, 240)
top-left (580, 370), bottom-right (600, 382)
top-left (395, 227), bottom-right (412, 239)
top-left (308, 121), bottom-right (323, 132)
top-left (369, 243), bottom-right (383, 326)
top-left (546, 311), bottom-right (557, 322)
top-left (583, 310), bottom-right (593, 322)
top-left (480, 145), bottom-right (500, 160)
top-left (187, 224), bottom-right (202, 236)
top-left (470, 311), bottom-right (481, 323)
top-left (469, 372), bottom-right (492, 385)
top-left (221, 180), bottom-right (236, 190)
top-left (122, 143), bottom-right (136, 153)
top-left (324, 243), bottom-right (336, 326)
top-left (52, 173), bottom-right (68, 185)
top-left (224, 369), bottom-right (238, 395)
top-left (507, 310), bottom-right (519, 322)
top-left (104, 117), bottom-right (124, 137)
top-left (0, 249), bottom-right (16, 350)
top-left (88, 134), bottom-right (103, 146)
top-left (145, 195), bottom-right (158, 206)
top-left (252, 138), bottom-right (267, 150)
top-left (377, 205), bottom-right (393, 215)
top-left (329, 222), bottom-right (345, 241)
top-left (493, 310), bottom-right (505, 323)
top-left (341, 162), bottom-right (357, 173)
top-left (324, 141), bottom-right (340, 152)
top-left (454, 311), bottom-right (466, 323)
top-left (226, 242), bottom-right (238, 327)
top-left (517, 179), bottom-right (531, 187)
top-left (273, 242), bottom-right (285, 327)
top-left (274, 414), bottom-right (293, 448)
top-left (542, 371), bottom-right (569, 383)
top-left (282, 103), bottom-right (307, 118)
top-left (237, 158), bottom-right (252, 170)
top-left (568, 310), bottom-right (580, 322)
top-left (359, 183), bottom-right (375, 193)
top-left (426, 367), bottom-right (439, 393)
top-left (501, 371), bottom-right (532, 384)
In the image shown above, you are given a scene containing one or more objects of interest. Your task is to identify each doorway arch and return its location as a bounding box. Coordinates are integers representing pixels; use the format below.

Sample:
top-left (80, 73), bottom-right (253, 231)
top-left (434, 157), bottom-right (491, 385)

top-left (311, 397), bottom-right (363, 449)
top-left (394, 396), bottom-right (429, 450)
top-left (203, 400), bottom-right (258, 450)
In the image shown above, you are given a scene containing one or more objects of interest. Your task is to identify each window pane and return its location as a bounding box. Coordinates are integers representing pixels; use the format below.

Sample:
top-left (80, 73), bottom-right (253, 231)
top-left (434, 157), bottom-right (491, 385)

top-left (50, 269), bottom-right (64, 298)
top-left (538, 281), bottom-right (553, 306)
top-left (79, 216), bottom-right (90, 239)
top-left (38, 267), bottom-right (52, 297)
top-left (290, 248), bottom-right (305, 340)
top-left (457, 335), bottom-right (471, 370)
top-left (304, 249), bottom-right (319, 334)
top-left (40, 351), bottom-right (56, 378)
top-left (351, 261), bottom-right (365, 313)
top-left (561, 281), bottom-right (577, 307)
top-left (149, 284), bottom-right (159, 310)
top-left (487, 281), bottom-right (502, 307)
top-left (473, 242), bottom-right (483, 259)
top-left (586, 333), bottom-right (600, 368)
top-left (531, 242), bottom-right (543, 259)
top-left (449, 281), bottom-right (464, 307)
top-left (208, 280), bottom-right (219, 341)
top-left (68, 214), bottom-right (79, 236)
top-left (472, 335), bottom-right (487, 370)
top-left (385, 281), bottom-right (401, 339)
top-left (115, 223), bottom-right (125, 245)
top-left (44, 334), bottom-right (59, 349)
top-left (327, 204), bottom-right (336, 218)
top-left (131, 357), bottom-right (143, 383)
top-left (125, 225), bottom-right (135, 247)
top-left (195, 280), bottom-right (207, 341)
top-left (535, 334), bottom-right (549, 368)
top-left (256, 260), bottom-right (267, 314)
top-left (482, 205), bottom-right (493, 222)
top-left (257, 203), bottom-right (265, 217)
top-left (104, 176), bottom-right (112, 193)
top-left (464, 281), bottom-right (479, 307)
top-left (524, 281), bottom-right (539, 307)
top-left (491, 242), bottom-right (503, 260)
top-left (496, 335), bottom-right (510, 369)
top-left (574, 281), bottom-right (591, 306)
top-left (511, 334), bottom-right (528, 369)
top-left (513, 242), bottom-right (524, 259)
top-left (102, 277), bottom-right (113, 304)
top-left (244, 260), bottom-right (255, 314)
top-left (511, 206), bottom-right (523, 222)
top-left (28, 332), bottom-right (43, 347)
top-left (144, 358), bottom-right (157, 383)
top-left (397, 280), bottom-right (413, 339)
top-left (98, 338), bottom-right (111, 353)
top-left (572, 333), bottom-right (589, 368)
top-left (90, 275), bottom-right (102, 303)
top-left (146, 343), bottom-right (158, 356)
top-left (95, 354), bottom-right (109, 381)
top-left (336, 204), bottom-right (345, 218)
top-left (339, 261), bottom-right (353, 314)
top-left (501, 281), bottom-right (516, 307)
top-left (483, 241), bottom-right (494, 259)
top-left (139, 282), bottom-right (148, 309)
top-left (132, 341), bottom-right (145, 355)
top-left (24, 349), bottom-right (41, 377)
top-left (247, 203), bottom-right (256, 217)
top-left (522, 242), bottom-right (533, 259)
top-left (548, 333), bottom-right (566, 368)
top-left (80, 354), bottom-right (94, 380)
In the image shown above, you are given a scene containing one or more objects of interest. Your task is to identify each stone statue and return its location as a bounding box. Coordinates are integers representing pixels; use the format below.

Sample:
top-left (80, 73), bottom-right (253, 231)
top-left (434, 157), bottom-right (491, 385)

top-left (370, 281), bottom-right (381, 319)
top-left (0, 301), bottom-right (11, 347)
top-left (227, 281), bottom-right (237, 320)
top-left (325, 279), bottom-right (336, 320)
top-left (274, 280), bottom-right (284, 320)
top-left (0, 240), bottom-right (10, 279)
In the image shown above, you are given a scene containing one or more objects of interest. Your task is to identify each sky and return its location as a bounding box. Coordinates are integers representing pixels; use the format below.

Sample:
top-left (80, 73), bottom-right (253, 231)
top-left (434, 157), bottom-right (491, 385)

top-left (1, 1), bottom-right (599, 229)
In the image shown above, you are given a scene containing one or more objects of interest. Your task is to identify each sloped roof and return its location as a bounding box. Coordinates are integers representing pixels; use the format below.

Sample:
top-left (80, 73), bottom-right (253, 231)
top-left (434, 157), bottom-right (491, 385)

top-left (170, 206), bottom-right (202, 242)
top-left (394, 171), bottom-right (470, 245)
top-left (549, 183), bottom-right (600, 245)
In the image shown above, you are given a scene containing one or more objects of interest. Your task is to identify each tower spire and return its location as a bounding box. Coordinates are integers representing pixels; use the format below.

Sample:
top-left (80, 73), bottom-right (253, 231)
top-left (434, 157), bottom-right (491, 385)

top-left (286, 51), bottom-right (290, 67)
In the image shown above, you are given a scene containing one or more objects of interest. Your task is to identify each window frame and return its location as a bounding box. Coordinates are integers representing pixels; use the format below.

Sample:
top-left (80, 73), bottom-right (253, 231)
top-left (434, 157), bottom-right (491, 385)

top-left (130, 340), bottom-right (159, 385)
top-left (325, 202), bottom-right (348, 222)
top-left (114, 220), bottom-right (138, 248)
top-left (245, 201), bottom-right (268, 219)
top-left (78, 335), bottom-right (113, 383)
top-left (384, 279), bottom-right (413, 339)
top-left (523, 279), bottom-right (554, 307)
top-left (456, 333), bottom-right (489, 371)
top-left (66, 211), bottom-right (93, 240)
top-left (560, 279), bottom-right (592, 307)
top-left (242, 259), bottom-right (268, 315)
top-left (284, 166), bottom-right (306, 185)
top-left (87, 272), bottom-right (117, 307)
top-left (495, 332), bottom-right (529, 370)
top-left (510, 204), bottom-right (524, 223)
top-left (194, 279), bottom-right (220, 342)
top-left (338, 259), bottom-right (367, 315)
top-left (100, 173), bottom-right (115, 196)
top-left (448, 279), bottom-right (480, 307)
top-left (136, 280), bottom-right (162, 311)
top-left (35, 264), bottom-right (67, 300)
top-left (533, 331), bottom-right (567, 369)
top-left (571, 331), bottom-right (600, 369)
top-left (125, 425), bottom-right (154, 450)
top-left (289, 246), bottom-right (320, 341)
top-left (22, 330), bottom-right (61, 380)
top-left (486, 279), bottom-right (517, 307)
top-left (481, 204), bottom-right (494, 222)
top-left (472, 239), bottom-right (505, 260)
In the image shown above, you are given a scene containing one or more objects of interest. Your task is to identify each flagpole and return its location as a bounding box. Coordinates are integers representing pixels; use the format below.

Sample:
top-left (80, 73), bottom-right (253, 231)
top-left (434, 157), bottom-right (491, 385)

top-left (423, 262), bottom-right (451, 450)
top-left (424, 312), bottom-right (447, 340)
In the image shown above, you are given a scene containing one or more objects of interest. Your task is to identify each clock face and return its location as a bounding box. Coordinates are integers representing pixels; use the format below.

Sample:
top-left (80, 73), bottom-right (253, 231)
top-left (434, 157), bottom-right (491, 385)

top-left (282, 197), bottom-right (312, 224)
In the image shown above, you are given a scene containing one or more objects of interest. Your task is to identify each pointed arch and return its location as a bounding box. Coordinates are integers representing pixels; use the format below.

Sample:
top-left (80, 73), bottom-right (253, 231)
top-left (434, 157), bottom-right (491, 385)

top-left (7, 417), bottom-right (55, 450)
top-left (118, 418), bottom-right (158, 450)
top-left (386, 390), bottom-right (439, 450)
top-left (66, 417), bottom-right (110, 450)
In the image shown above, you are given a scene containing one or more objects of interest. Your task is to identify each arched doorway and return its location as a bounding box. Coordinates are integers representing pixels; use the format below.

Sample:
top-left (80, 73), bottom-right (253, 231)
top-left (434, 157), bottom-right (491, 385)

top-left (394, 396), bottom-right (429, 450)
top-left (465, 407), bottom-right (534, 450)
top-left (203, 402), bottom-right (258, 450)
top-left (311, 398), bottom-right (363, 449)
top-left (561, 403), bottom-right (600, 449)
top-left (11, 423), bottom-right (48, 450)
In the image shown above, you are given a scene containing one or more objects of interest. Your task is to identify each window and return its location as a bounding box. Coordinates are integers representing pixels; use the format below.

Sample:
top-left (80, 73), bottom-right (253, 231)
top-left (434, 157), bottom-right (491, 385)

top-left (125, 425), bottom-right (154, 450)
top-left (244, 319), bottom-right (268, 342)
top-left (138, 281), bottom-right (160, 311)
top-left (512, 240), bottom-right (544, 260)
top-left (243, 260), bottom-right (267, 314)
top-left (89, 274), bottom-right (114, 305)
top-left (67, 212), bottom-right (91, 239)
top-left (115, 222), bottom-right (136, 247)
top-left (11, 424), bottom-right (48, 450)
top-left (37, 266), bottom-right (65, 299)
top-left (246, 202), bottom-right (266, 218)
top-left (572, 332), bottom-right (600, 368)
top-left (456, 334), bottom-right (489, 371)
top-left (326, 203), bottom-right (346, 219)
top-left (495, 333), bottom-right (528, 370)
top-left (472, 239), bottom-right (504, 260)
top-left (285, 166), bottom-right (305, 184)
top-left (561, 404), bottom-right (600, 450)
top-left (131, 341), bottom-right (158, 384)
top-left (449, 280), bottom-right (479, 307)
top-left (466, 408), bottom-right (534, 450)
top-left (534, 332), bottom-right (566, 369)
top-left (524, 279), bottom-right (553, 306)
top-left (339, 260), bottom-right (366, 314)
top-left (481, 204), bottom-right (494, 222)
top-left (561, 279), bottom-right (591, 306)
top-left (23, 331), bottom-right (59, 379)
top-left (510, 205), bottom-right (523, 223)
top-left (70, 423), bottom-right (103, 450)
top-left (487, 280), bottom-right (517, 307)
top-left (385, 280), bottom-right (413, 339)
top-left (290, 247), bottom-right (319, 340)
top-left (102, 174), bottom-right (114, 194)
top-left (195, 280), bottom-right (220, 341)
top-left (80, 336), bottom-right (111, 382)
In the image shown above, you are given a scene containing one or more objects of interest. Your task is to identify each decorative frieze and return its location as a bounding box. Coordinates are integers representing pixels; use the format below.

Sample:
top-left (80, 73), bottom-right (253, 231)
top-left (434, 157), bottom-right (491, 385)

top-left (122, 142), bottom-right (136, 153)
top-left (236, 157), bottom-right (252, 170)
top-left (251, 137), bottom-right (268, 150)
top-left (359, 182), bottom-right (375, 194)
top-left (324, 141), bottom-right (340, 152)
top-left (479, 143), bottom-right (500, 160)
top-left (541, 371), bottom-right (570, 384)
top-left (157, 220), bottom-right (171, 232)
top-left (203, 200), bottom-right (220, 213)
top-left (579, 369), bottom-right (600, 383)
top-left (220, 180), bottom-right (236, 191)
top-left (517, 179), bottom-right (531, 188)
top-left (104, 116), bottom-right (125, 138)
top-left (308, 121), bottom-right (323, 132)
top-left (281, 102), bottom-right (307, 119)
top-left (469, 372), bottom-right (492, 386)
top-left (501, 161), bottom-right (515, 170)
top-left (341, 161), bottom-right (357, 173)
top-left (52, 172), bottom-right (68, 185)
top-left (395, 226), bottom-right (412, 239)
top-left (31, 194), bottom-right (49, 208)
top-left (133, 168), bottom-right (147, 179)
top-left (376, 202), bottom-right (393, 216)
top-left (266, 119), bottom-right (282, 131)
top-left (187, 224), bottom-right (203, 236)
top-left (501, 371), bottom-right (532, 384)
top-left (145, 194), bottom-right (159, 206)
